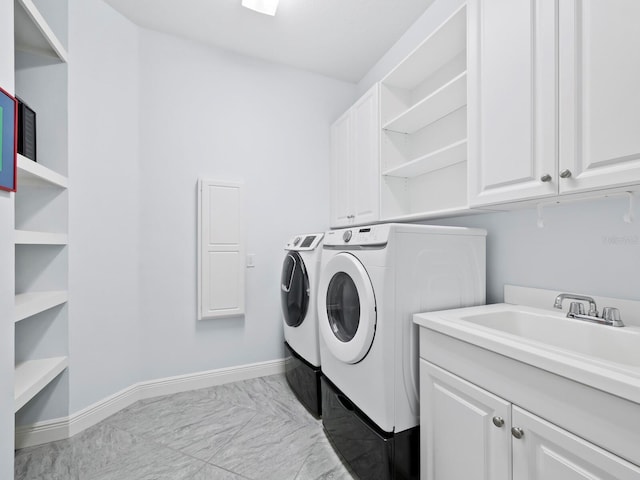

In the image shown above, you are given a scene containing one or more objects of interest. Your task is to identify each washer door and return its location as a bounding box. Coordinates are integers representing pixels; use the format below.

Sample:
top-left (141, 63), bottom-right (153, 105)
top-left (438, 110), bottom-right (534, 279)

top-left (281, 252), bottom-right (309, 327)
top-left (319, 252), bottom-right (376, 364)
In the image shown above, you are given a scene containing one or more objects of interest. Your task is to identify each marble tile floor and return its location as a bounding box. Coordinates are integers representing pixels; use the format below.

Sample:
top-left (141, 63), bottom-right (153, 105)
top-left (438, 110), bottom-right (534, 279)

top-left (15, 374), bottom-right (356, 480)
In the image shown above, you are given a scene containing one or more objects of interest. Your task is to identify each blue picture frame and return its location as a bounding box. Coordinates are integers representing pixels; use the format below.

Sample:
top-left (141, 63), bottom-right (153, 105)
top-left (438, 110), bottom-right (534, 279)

top-left (0, 85), bottom-right (17, 192)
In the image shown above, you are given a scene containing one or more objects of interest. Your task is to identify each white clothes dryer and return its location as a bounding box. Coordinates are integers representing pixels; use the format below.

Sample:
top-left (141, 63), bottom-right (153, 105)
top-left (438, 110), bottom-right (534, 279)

top-left (281, 232), bottom-right (324, 417)
top-left (318, 223), bottom-right (486, 480)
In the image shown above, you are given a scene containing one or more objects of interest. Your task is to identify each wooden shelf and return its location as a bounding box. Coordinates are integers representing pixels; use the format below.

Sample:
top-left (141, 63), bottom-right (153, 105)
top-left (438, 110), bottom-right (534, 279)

top-left (383, 72), bottom-right (467, 134)
top-left (15, 291), bottom-right (68, 322)
top-left (17, 155), bottom-right (68, 189)
top-left (15, 357), bottom-right (68, 411)
top-left (14, 0), bottom-right (68, 62)
top-left (15, 230), bottom-right (68, 245)
top-left (383, 5), bottom-right (467, 90)
top-left (383, 139), bottom-right (467, 178)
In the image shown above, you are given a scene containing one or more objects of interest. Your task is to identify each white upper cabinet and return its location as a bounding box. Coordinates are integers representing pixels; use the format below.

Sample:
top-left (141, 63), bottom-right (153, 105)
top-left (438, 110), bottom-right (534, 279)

top-left (469, 0), bottom-right (640, 207)
top-left (330, 84), bottom-right (380, 228)
top-left (352, 86), bottom-right (380, 224)
top-left (468, 0), bottom-right (558, 206)
top-left (558, 0), bottom-right (640, 194)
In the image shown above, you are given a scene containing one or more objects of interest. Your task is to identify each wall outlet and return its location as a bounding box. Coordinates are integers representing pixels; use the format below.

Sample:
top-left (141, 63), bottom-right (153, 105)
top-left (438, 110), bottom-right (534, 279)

top-left (246, 254), bottom-right (256, 268)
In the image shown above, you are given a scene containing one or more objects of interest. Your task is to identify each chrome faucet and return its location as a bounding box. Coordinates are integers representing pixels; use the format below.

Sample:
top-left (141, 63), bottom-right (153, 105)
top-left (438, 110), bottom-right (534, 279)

top-left (553, 293), bottom-right (624, 327)
top-left (553, 293), bottom-right (599, 316)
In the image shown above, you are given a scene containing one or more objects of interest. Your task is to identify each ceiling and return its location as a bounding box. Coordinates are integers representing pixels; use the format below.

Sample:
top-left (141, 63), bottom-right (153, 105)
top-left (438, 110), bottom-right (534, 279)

top-left (102, 0), bottom-right (435, 83)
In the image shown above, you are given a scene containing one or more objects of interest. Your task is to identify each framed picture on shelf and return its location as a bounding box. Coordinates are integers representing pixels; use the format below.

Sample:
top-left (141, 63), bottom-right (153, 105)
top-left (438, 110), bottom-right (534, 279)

top-left (0, 85), bottom-right (17, 192)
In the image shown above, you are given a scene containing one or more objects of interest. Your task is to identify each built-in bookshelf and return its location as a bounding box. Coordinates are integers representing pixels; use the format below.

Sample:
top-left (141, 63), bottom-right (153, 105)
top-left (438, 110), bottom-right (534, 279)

top-left (13, 0), bottom-right (69, 416)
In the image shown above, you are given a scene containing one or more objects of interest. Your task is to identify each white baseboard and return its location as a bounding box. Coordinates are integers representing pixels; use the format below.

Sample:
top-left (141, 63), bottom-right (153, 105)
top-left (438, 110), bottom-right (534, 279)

top-left (15, 358), bottom-right (286, 449)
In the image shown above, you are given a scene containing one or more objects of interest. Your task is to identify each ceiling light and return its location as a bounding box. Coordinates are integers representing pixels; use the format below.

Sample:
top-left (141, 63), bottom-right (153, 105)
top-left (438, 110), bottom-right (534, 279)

top-left (242, 0), bottom-right (279, 16)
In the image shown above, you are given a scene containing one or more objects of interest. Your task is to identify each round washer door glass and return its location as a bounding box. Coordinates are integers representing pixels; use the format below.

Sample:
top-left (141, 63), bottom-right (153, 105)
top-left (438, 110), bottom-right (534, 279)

top-left (281, 252), bottom-right (309, 327)
top-left (319, 252), bottom-right (376, 364)
top-left (326, 272), bottom-right (360, 342)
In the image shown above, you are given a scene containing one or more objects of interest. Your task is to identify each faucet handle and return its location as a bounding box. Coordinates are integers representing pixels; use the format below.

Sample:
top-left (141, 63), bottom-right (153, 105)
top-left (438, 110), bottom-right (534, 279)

top-left (568, 302), bottom-right (585, 316)
top-left (602, 307), bottom-right (624, 327)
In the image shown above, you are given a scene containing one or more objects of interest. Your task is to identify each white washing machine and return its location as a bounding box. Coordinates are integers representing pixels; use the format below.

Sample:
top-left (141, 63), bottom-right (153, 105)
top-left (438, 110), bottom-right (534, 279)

top-left (318, 223), bottom-right (486, 480)
top-left (281, 232), bottom-right (324, 417)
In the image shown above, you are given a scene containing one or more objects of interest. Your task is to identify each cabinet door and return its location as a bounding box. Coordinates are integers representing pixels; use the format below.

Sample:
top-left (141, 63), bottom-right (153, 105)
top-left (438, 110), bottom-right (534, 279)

top-left (330, 110), bottom-right (353, 228)
top-left (420, 361), bottom-right (511, 480)
top-left (351, 84), bottom-right (380, 225)
top-left (468, 0), bottom-right (557, 206)
top-left (559, 0), bottom-right (640, 193)
top-left (198, 180), bottom-right (245, 320)
top-left (330, 85), bottom-right (380, 228)
top-left (512, 406), bottom-right (640, 480)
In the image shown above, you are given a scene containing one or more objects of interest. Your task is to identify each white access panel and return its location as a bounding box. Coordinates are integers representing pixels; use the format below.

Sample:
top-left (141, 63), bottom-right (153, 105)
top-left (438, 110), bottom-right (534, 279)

top-left (198, 179), bottom-right (245, 320)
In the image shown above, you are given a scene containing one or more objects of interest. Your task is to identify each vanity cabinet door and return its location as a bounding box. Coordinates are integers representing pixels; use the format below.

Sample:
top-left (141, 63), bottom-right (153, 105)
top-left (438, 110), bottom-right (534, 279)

top-left (559, 0), bottom-right (640, 194)
top-left (420, 360), bottom-right (511, 480)
top-left (511, 406), bottom-right (640, 480)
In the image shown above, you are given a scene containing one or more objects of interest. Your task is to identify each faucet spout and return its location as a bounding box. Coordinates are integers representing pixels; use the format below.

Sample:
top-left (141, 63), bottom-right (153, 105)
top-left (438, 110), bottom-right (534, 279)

top-left (554, 293), bottom-right (598, 317)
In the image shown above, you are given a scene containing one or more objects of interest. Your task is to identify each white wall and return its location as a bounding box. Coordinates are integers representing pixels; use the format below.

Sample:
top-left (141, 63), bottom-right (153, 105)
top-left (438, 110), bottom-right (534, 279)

top-left (137, 29), bottom-right (355, 380)
top-left (0, 0), bottom-right (15, 474)
top-left (67, 0), bottom-right (142, 412)
top-left (425, 197), bottom-right (640, 304)
top-left (360, 0), bottom-right (640, 305)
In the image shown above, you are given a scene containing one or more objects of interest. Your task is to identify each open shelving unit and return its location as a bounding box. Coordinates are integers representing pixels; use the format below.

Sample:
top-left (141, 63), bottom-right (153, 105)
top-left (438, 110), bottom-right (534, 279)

top-left (13, 0), bottom-right (69, 416)
top-left (380, 4), bottom-right (470, 220)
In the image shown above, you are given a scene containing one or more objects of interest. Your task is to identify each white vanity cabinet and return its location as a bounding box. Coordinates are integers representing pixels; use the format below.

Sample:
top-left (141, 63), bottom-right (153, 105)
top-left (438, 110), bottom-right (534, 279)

top-left (329, 84), bottom-right (380, 228)
top-left (420, 360), bottom-right (510, 480)
top-left (420, 360), bottom-right (640, 480)
top-left (511, 406), bottom-right (640, 480)
top-left (468, 0), bottom-right (640, 207)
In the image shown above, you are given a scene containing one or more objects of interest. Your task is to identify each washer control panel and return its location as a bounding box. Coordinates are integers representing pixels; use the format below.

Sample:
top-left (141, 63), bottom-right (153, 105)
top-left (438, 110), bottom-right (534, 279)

top-left (324, 224), bottom-right (390, 247)
top-left (285, 233), bottom-right (324, 251)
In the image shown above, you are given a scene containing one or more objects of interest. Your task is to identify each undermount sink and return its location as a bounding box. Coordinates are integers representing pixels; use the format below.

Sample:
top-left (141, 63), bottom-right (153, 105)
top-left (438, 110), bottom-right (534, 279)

top-left (460, 308), bottom-right (640, 368)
